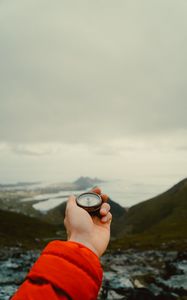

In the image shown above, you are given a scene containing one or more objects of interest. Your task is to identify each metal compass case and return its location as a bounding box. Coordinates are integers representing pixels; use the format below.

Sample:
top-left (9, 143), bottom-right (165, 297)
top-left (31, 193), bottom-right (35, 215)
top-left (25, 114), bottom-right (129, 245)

top-left (76, 192), bottom-right (102, 215)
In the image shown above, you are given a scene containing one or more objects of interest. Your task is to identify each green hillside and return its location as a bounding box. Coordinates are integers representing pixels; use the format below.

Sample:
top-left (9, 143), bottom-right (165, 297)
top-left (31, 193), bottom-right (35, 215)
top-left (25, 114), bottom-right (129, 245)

top-left (0, 196), bottom-right (126, 248)
top-left (112, 178), bottom-right (187, 250)
top-left (0, 209), bottom-right (63, 248)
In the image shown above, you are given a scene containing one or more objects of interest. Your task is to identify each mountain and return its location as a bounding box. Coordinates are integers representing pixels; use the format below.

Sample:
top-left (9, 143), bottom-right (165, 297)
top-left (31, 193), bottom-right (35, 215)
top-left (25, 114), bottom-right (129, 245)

top-left (113, 178), bottom-right (187, 250)
top-left (0, 176), bottom-right (126, 248)
top-left (74, 176), bottom-right (104, 189)
top-left (107, 198), bottom-right (127, 237)
top-left (41, 197), bottom-right (126, 231)
top-left (1, 177), bottom-right (187, 250)
top-left (41, 201), bottom-right (67, 225)
top-left (0, 197), bottom-right (125, 249)
top-left (0, 209), bottom-right (63, 248)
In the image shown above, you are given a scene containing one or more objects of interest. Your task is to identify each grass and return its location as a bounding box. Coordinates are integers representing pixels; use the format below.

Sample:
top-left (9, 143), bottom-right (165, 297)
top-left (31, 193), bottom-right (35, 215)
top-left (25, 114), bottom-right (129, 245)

top-left (0, 209), bottom-right (66, 249)
top-left (109, 178), bottom-right (187, 251)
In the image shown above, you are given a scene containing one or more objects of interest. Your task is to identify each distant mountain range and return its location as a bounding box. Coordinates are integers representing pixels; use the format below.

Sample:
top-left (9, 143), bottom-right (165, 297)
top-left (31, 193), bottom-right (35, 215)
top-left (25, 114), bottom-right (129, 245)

top-left (74, 176), bottom-right (104, 189)
top-left (0, 177), bottom-right (187, 250)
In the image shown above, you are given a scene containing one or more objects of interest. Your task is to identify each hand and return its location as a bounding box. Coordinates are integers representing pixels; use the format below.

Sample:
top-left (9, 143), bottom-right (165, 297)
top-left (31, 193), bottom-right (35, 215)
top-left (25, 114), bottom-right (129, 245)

top-left (64, 188), bottom-right (112, 257)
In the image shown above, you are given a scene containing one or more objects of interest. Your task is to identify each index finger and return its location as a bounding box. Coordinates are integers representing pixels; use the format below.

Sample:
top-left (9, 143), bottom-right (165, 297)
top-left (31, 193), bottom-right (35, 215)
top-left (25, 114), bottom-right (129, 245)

top-left (101, 194), bottom-right (109, 202)
top-left (91, 187), bottom-right (101, 194)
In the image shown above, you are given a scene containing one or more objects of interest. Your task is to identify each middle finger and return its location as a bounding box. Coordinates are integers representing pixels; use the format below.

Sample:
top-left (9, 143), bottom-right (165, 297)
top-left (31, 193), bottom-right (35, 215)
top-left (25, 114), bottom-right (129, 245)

top-left (100, 203), bottom-right (110, 216)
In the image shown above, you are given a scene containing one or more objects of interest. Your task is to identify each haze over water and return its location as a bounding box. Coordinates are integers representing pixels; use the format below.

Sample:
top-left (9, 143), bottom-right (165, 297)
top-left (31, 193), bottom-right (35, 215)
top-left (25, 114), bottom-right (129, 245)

top-left (100, 174), bottom-right (185, 207)
top-left (12, 172), bottom-right (186, 210)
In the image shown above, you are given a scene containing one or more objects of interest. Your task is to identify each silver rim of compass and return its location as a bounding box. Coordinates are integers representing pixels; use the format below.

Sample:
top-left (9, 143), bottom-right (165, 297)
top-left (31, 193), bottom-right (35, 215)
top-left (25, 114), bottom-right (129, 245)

top-left (76, 192), bottom-right (102, 209)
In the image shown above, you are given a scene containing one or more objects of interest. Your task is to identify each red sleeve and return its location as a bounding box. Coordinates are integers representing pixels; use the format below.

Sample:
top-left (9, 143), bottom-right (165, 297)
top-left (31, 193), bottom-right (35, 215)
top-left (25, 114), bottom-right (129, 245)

top-left (11, 240), bottom-right (103, 300)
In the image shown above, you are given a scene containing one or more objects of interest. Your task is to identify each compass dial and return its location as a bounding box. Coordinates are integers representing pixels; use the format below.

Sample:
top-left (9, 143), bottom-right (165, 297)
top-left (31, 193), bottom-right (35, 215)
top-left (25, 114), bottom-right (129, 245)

top-left (76, 192), bottom-right (102, 208)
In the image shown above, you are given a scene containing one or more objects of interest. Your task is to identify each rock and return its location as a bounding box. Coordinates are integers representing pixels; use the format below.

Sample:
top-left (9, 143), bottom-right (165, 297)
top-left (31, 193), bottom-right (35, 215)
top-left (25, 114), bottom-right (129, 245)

top-left (176, 252), bottom-right (187, 261)
top-left (0, 247), bottom-right (40, 299)
top-left (103, 272), bottom-right (134, 290)
top-left (155, 292), bottom-right (178, 300)
top-left (133, 279), bottom-right (145, 288)
top-left (128, 288), bottom-right (155, 300)
top-left (100, 250), bottom-right (187, 299)
top-left (0, 284), bottom-right (18, 300)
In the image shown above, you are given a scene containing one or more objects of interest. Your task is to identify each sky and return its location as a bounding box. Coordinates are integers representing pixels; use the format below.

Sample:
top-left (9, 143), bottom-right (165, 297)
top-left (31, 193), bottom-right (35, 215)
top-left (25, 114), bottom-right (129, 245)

top-left (0, 0), bottom-right (187, 188)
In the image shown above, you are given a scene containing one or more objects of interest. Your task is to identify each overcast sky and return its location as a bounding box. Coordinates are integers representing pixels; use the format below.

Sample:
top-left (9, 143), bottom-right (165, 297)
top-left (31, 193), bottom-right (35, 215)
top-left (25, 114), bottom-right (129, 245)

top-left (0, 0), bottom-right (187, 185)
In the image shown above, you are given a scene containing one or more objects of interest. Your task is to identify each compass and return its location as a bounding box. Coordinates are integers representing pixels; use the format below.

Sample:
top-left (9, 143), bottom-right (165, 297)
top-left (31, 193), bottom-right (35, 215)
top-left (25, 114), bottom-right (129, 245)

top-left (76, 192), bottom-right (102, 214)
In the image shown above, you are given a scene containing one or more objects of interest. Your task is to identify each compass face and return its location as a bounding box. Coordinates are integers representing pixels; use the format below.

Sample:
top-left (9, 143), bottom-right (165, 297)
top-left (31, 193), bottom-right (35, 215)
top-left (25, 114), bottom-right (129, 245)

top-left (76, 192), bottom-right (102, 208)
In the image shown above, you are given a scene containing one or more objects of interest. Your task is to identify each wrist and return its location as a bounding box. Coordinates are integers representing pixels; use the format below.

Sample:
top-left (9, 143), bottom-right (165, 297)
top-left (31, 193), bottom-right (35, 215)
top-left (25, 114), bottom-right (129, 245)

top-left (68, 235), bottom-right (99, 257)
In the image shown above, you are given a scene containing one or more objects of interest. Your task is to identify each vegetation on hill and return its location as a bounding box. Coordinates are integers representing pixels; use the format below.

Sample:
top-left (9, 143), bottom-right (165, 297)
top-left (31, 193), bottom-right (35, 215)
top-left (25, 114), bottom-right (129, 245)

top-left (111, 178), bottom-right (187, 250)
top-left (0, 209), bottom-right (64, 249)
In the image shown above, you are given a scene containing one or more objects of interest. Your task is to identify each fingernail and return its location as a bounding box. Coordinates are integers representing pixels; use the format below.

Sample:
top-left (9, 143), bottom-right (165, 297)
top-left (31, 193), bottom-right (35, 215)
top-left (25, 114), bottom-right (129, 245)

top-left (102, 216), bottom-right (107, 222)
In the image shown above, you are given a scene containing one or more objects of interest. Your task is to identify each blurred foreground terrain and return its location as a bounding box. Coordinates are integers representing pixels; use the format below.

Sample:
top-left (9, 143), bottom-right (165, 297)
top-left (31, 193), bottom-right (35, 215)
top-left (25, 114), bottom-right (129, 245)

top-left (0, 177), bottom-right (187, 299)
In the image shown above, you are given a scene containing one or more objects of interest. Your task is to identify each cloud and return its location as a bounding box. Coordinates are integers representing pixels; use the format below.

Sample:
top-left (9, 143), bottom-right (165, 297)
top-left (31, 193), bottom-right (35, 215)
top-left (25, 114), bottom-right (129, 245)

top-left (1, 131), bottom-right (187, 160)
top-left (11, 144), bottom-right (53, 156)
top-left (0, 1), bottom-right (186, 183)
top-left (0, 0), bottom-right (187, 146)
top-left (0, 143), bottom-right (53, 156)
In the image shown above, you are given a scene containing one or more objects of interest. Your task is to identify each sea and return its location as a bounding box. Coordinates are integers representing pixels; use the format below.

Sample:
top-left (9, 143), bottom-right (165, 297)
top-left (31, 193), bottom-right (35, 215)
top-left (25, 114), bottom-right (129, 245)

top-left (18, 174), bottom-right (185, 212)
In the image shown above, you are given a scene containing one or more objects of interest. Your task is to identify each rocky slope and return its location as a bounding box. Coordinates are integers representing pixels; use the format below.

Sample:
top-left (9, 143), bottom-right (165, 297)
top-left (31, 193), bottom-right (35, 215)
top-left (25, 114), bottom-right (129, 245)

top-left (1, 247), bottom-right (187, 300)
